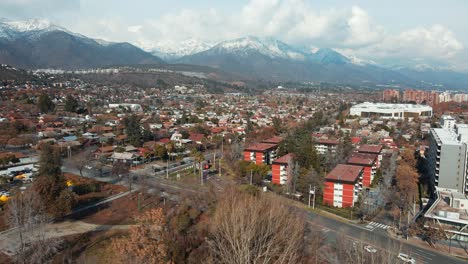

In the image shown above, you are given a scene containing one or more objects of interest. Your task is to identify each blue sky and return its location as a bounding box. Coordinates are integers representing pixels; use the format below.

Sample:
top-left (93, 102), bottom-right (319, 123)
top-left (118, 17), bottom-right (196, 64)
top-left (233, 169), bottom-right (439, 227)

top-left (1, 0), bottom-right (467, 69)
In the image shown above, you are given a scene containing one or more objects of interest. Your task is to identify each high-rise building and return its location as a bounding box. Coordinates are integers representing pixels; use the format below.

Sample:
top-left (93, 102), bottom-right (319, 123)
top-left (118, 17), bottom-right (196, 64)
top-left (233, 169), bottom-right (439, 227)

top-left (427, 124), bottom-right (468, 194)
top-left (382, 89), bottom-right (400, 102)
top-left (402, 89), bottom-right (439, 106)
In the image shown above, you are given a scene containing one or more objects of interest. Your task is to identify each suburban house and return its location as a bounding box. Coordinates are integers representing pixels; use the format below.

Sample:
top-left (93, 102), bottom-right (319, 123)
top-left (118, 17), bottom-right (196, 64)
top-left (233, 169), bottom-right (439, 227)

top-left (323, 164), bottom-right (364, 208)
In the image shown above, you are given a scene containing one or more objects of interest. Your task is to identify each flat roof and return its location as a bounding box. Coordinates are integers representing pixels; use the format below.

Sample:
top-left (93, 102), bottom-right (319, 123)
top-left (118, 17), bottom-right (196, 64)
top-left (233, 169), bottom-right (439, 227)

top-left (358, 144), bottom-right (383, 154)
top-left (273, 153), bottom-right (293, 164)
top-left (244, 143), bottom-right (277, 152)
top-left (431, 128), bottom-right (460, 145)
top-left (348, 156), bottom-right (374, 166)
top-left (351, 102), bottom-right (432, 111)
top-left (316, 139), bottom-right (339, 145)
top-left (326, 164), bottom-right (363, 183)
top-left (262, 136), bottom-right (283, 144)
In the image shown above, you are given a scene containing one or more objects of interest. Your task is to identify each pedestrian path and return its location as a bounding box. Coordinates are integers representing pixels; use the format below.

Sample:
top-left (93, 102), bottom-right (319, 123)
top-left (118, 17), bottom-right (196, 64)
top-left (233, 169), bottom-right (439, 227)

top-left (365, 221), bottom-right (391, 230)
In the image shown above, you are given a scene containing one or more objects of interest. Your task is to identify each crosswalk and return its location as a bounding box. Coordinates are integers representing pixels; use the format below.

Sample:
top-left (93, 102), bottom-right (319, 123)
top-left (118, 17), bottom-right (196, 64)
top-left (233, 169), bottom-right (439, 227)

top-left (365, 221), bottom-right (390, 230)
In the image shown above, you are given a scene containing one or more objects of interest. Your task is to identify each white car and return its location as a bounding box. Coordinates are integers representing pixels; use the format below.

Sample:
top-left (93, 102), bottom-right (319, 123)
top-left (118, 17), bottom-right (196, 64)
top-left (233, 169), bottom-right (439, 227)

top-left (364, 245), bottom-right (377, 253)
top-left (398, 253), bottom-right (416, 263)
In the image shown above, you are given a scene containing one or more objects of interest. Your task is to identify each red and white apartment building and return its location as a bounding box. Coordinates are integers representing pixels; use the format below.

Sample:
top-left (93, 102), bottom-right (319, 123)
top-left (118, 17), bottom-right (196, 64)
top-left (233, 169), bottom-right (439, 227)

top-left (315, 139), bottom-right (339, 155)
top-left (356, 144), bottom-right (383, 168)
top-left (347, 152), bottom-right (378, 187)
top-left (272, 153), bottom-right (293, 185)
top-left (243, 143), bottom-right (278, 165)
top-left (323, 164), bottom-right (364, 208)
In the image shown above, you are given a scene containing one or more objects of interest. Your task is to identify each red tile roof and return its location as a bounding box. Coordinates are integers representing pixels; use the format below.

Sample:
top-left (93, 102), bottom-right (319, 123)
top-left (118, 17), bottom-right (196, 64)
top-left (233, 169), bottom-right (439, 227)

top-left (358, 144), bottom-right (383, 154)
top-left (326, 164), bottom-right (363, 183)
top-left (245, 143), bottom-right (277, 152)
top-left (189, 133), bottom-right (205, 142)
top-left (273, 153), bottom-right (293, 164)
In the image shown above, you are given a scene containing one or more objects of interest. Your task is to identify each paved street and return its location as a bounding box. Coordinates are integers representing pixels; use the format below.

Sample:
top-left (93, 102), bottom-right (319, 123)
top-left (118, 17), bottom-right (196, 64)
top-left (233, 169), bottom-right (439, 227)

top-left (307, 210), bottom-right (466, 264)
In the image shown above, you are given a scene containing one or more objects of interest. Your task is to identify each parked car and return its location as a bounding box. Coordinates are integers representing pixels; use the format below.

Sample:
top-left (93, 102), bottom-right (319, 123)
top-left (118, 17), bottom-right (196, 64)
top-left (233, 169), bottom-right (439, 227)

top-left (398, 253), bottom-right (416, 263)
top-left (364, 245), bottom-right (377, 253)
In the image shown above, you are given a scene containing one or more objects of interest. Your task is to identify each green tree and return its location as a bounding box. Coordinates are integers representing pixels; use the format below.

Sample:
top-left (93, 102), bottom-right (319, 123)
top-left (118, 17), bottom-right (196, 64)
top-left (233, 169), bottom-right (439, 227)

top-left (37, 143), bottom-right (62, 177)
top-left (37, 94), bottom-right (55, 113)
top-left (154, 145), bottom-right (168, 160)
top-left (33, 143), bottom-right (74, 217)
top-left (272, 117), bottom-right (284, 134)
top-left (123, 114), bottom-right (142, 147)
top-left (64, 94), bottom-right (79, 113)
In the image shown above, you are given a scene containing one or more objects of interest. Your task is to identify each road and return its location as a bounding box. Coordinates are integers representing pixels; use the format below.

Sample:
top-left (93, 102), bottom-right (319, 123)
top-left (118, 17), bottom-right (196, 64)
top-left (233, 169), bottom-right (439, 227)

top-left (307, 210), bottom-right (466, 264)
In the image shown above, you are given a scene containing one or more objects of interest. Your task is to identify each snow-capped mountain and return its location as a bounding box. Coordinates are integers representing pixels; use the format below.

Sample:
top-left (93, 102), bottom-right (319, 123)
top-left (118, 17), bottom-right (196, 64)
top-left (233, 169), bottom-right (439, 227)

top-left (203, 36), bottom-right (307, 60)
top-left (148, 39), bottom-right (215, 61)
top-left (0, 18), bottom-right (164, 69)
top-left (0, 18), bottom-right (82, 41)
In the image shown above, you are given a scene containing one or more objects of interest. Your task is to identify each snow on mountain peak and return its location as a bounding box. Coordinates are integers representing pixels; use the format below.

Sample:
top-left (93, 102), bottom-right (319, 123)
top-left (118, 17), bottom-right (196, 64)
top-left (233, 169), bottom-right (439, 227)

top-left (212, 36), bottom-right (306, 60)
top-left (147, 38), bottom-right (215, 60)
top-left (5, 18), bottom-right (53, 32)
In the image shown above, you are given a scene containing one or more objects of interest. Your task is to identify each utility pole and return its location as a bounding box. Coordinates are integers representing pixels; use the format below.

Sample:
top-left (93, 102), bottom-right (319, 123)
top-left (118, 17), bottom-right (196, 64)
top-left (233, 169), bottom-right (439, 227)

top-left (166, 158), bottom-right (169, 179)
top-left (313, 186), bottom-right (316, 209)
top-left (250, 170), bottom-right (253, 185)
top-left (200, 162), bottom-right (204, 185)
top-left (219, 135), bottom-right (224, 177)
top-left (308, 185), bottom-right (311, 208)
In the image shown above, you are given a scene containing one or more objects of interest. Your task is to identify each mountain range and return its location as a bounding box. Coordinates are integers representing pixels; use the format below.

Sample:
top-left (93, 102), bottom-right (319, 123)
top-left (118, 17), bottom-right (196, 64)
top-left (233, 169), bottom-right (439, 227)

top-left (1, 19), bottom-right (468, 89)
top-left (0, 19), bottom-right (163, 69)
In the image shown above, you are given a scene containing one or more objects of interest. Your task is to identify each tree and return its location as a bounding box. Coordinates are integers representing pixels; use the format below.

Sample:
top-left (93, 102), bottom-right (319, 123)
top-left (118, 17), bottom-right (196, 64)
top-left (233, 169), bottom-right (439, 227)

top-left (33, 143), bottom-right (74, 217)
top-left (111, 208), bottom-right (170, 264)
top-left (64, 94), bottom-right (78, 113)
top-left (7, 190), bottom-right (62, 264)
top-left (208, 189), bottom-right (307, 264)
top-left (37, 143), bottom-right (61, 178)
top-left (123, 114), bottom-right (142, 147)
top-left (112, 161), bottom-right (131, 189)
top-left (37, 94), bottom-right (55, 113)
top-left (272, 117), bottom-right (284, 134)
top-left (69, 149), bottom-right (92, 177)
top-left (154, 145), bottom-right (168, 160)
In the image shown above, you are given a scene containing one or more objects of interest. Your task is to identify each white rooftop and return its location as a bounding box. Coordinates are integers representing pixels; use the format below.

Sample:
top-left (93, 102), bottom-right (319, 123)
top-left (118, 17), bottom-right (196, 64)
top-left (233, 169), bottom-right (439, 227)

top-left (431, 128), bottom-right (460, 145)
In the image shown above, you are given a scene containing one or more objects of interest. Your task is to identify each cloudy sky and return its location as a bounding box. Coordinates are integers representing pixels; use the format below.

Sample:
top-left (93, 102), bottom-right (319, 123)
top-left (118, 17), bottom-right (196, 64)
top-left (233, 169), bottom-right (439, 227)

top-left (1, 0), bottom-right (467, 69)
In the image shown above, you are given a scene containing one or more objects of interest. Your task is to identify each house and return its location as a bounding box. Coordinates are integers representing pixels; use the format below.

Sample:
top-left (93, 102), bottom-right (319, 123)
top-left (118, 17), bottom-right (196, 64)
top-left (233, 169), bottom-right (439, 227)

top-left (111, 152), bottom-right (138, 164)
top-left (347, 153), bottom-right (378, 187)
top-left (188, 133), bottom-right (205, 145)
top-left (272, 153), bottom-right (293, 185)
top-left (94, 146), bottom-right (115, 159)
top-left (315, 139), bottom-right (339, 155)
top-left (243, 143), bottom-right (278, 165)
top-left (323, 164), bottom-right (364, 208)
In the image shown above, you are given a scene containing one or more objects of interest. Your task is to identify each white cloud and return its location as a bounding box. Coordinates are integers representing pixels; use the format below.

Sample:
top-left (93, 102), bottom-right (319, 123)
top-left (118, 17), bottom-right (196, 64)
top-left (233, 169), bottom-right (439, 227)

top-left (58, 0), bottom-right (464, 69)
top-left (0, 0), bottom-right (79, 18)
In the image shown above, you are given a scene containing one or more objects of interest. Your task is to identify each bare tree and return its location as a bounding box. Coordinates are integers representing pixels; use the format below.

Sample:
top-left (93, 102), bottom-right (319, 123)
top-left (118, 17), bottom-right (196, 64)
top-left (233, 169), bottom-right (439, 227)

top-left (6, 190), bottom-right (61, 264)
top-left (112, 161), bottom-right (131, 190)
top-left (70, 149), bottom-right (92, 177)
top-left (208, 188), bottom-right (307, 264)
